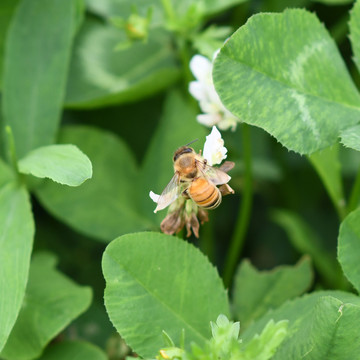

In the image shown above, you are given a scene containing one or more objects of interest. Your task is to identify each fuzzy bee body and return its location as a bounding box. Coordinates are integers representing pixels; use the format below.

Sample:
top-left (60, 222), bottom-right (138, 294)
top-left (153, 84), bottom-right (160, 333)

top-left (153, 145), bottom-right (234, 213)
top-left (188, 177), bottom-right (222, 209)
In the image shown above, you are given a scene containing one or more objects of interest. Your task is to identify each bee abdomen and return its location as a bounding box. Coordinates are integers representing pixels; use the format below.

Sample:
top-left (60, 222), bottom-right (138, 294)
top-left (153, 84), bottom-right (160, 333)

top-left (189, 178), bottom-right (222, 209)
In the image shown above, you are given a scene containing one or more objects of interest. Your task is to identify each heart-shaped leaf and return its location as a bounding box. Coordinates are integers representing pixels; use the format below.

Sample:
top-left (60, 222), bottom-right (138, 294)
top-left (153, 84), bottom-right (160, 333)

top-left (103, 232), bottom-right (230, 358)
top-left (213, 9), bottom-right (360, 155)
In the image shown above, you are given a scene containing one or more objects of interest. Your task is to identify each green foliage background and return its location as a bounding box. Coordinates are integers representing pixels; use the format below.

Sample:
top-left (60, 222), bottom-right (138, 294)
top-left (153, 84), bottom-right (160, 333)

top-left (2, 0), bottom-right (360, 359)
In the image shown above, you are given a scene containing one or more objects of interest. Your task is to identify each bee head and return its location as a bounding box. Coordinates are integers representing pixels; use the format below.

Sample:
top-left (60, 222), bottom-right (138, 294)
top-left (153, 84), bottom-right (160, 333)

top-left (173, 146), bottom-right (195, 162)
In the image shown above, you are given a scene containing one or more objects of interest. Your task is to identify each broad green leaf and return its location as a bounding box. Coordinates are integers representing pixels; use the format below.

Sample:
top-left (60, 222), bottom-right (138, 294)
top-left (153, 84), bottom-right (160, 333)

top-left (0, 252), bottom-right (92, 360)
top-left (2, 0), bottom-right (83, 158)
top-left (65, 18), bottom-right (180, 108)
top-left (338, 207), bottom-right (360, 293)
top-left (0, 183), bottom-right (34, 353)
top-left (103, 232), bottom-right (230, 358)
top-left (35, 126), bottom-right (153, 242)
top-left (288, 296), bottom-right (360, 360)
top-left (141, 91), bottom-right (207, 221)
top-left (271, 209), bottom-right (344, 288)
top-left (213, 9), bottom-right (360, 155)
top-left (0, 0), bottom-right (20, 88)
top-left (308, 145), bottom-right (346, 218)
top-left (18, 144), bottom-right (92, 186)
top-left (340, 124), bottom-right (360, 152)
top-left (38, 341), bottom-right (107, 360)
top-left (350, 0), bottom-right (360, 73)
top-left (233, 257), bottom-right (313, 329)
top-left (242, 291), bottom-right (360, 359)
top-left (274, 296), bottom-right (360, 359)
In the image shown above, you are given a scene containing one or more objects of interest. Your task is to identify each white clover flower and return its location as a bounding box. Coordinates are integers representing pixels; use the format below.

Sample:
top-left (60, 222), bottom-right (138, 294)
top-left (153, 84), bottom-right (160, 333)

top-left (203, 126), bottom-right (227, 166)
top-left (189, 53), bottom-right (239, 131)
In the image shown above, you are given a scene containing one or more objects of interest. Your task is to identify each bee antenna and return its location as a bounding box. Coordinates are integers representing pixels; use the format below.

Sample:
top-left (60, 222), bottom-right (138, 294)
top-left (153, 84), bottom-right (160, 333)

top-left (185, 139), bottom-right (198, 147)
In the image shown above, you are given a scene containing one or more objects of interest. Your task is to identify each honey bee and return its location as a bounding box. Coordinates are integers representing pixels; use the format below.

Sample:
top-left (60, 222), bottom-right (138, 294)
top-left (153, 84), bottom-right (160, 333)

top-left (154, 144), bottom-right (234, 213)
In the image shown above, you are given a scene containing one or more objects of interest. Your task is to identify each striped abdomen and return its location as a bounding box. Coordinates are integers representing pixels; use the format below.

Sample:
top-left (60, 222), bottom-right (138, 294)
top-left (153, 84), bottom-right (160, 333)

top-left (189, 178), bottom-right (222, 209)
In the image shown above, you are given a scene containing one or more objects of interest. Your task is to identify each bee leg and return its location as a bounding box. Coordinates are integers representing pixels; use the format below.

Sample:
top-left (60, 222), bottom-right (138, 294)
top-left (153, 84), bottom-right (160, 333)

top-left (182, 189), bottom-right (190, 199)
top-left (219, 183), bottom-right (235, 196)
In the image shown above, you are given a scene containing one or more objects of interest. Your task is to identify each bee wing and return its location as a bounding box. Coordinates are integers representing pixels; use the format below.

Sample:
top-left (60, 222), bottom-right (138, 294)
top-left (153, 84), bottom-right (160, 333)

top-left (154, 173), bottom-right (181, 213)
top-left (196, 159), bottom-right (231, 185)
top-left (219, 161), bottom-right (235, 173)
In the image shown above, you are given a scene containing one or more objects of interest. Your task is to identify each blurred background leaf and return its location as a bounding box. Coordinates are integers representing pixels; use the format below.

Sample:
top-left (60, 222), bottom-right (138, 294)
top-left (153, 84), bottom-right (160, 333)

top-left (0, 0), bottom-right (20, 89)
top-left (85, 0), bottom-right (248, 27)
top-left (312, 0), bottom-right (354, 4)
top-left (350, 0), bottom-right (360, 73)
top-left (0, 183), bottom-right (34, 353)
top-left (0, 252), bottom-right (92, 360)
top-left (308, 145), bottom-right (346, 218)
top-left (35, 125), bottom-right (153, 242)
top-left (271, 209), bottom-right (346, 288)
top-left (38, 341), bottom-right (107, 360)
top-left (2, 0), bottom-right (83, 158)
top-left (65, 19), bottom-right (181, 108)
top-left (232, 257), bottom-right (313, 329)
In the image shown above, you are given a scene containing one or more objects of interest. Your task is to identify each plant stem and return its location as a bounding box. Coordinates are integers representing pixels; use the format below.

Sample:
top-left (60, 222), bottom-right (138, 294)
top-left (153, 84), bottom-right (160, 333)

top-left (347, 165), bottom-right (360, 214)
top-left (160, 0), bottom-right (193, 90)
top-left (5, 126), bottom-right (19, 173)
top-left (161, 0), bottom-right (176, 23)
top-left (176, 36), bottom-right (193, 89)
top-left (223, 124), bottom-right (253, 288)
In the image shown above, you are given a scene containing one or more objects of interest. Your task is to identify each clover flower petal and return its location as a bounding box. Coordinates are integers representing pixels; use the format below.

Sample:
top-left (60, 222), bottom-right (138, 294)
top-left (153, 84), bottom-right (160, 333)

top-left (149, 190), bottom-right (160, 203)
top-left (203, 126), bottom-right (227, 166)
top-left (189, 52), bottom-right (240, 131)
top-left (189, 55), bottom-right (213, 84)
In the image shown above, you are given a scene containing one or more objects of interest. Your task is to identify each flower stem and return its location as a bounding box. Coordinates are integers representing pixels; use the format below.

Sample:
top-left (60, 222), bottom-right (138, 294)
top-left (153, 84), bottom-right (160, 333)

top-left (223, 124), bottom-right (253, 288)
top-left (347, 165), bottom-right (360, 214)
top-left (5, 126), bottom-right (19, 173)
top-left (161, 0), bottom-right (176, 24)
